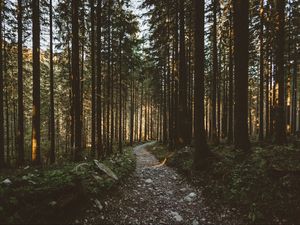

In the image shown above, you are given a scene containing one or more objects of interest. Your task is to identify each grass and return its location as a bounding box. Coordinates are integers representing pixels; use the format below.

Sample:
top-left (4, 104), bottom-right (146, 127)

top-left (148, 143), bottom-right (300, 224)
top-left (0, 147), bottom-right (136, 224)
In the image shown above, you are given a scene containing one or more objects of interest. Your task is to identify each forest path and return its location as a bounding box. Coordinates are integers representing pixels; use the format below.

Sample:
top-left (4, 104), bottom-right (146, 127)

top-left (77, 142), bottom-right (239, 225)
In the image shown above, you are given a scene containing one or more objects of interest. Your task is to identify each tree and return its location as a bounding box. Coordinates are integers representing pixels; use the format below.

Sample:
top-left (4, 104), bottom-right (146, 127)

top-left (259, 0), bottom-right (264, 142)
top-left (274, 0), bottom-right (287, 144)
top-left (233, 0), bottom-right (250, 151)
top-left (96, 0), bottom-right (103, 159)
top-left (212, 0), bottom-right (219, 144)
top-left (17, 0), bottom-right (24, 166)
top-left (49, 0), bottom-right (55, 164)
top-left (0, 0), bottom-right (4, 168)
top-left (90, 0), bottom-right (96, 158)
top-left (72, 0), bottom-right (81, 161)
top-left (194, 0), bottom-right (210, 165)
top-left (32, 0), bottom-right (41, 164)
top-left (227, 5), bottom-right (234, 144)
top-left (178, 0), bottom-right (188, 146)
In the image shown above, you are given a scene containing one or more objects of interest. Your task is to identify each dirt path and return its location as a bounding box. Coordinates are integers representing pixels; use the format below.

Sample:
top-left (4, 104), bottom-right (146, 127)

top-left (77, 143), bottom-right (240, 225)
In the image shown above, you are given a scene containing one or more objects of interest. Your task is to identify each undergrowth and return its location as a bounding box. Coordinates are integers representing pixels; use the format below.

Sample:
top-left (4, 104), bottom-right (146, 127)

top-left (0, 147), bottom-right (136, 224)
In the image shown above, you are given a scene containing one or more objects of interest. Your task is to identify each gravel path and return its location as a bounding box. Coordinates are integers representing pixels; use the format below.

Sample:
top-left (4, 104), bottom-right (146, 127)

top-left (77, 142), bottom-right (240, 225)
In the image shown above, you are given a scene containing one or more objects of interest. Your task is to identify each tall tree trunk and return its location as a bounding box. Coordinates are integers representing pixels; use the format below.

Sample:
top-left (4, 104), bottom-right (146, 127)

top-left (178, 0), bottom-right (188, 146)
top-left (233, 0), bottom-right (250, 151)
top-left (291, 43), bottom-right (297, 134)
top-left (106, 0), bottom-right (112, 155)
top-left (212, 0), bottom-right (218, 144)
top-left (17, 0), bottom-right (24, 166)
top-left (49, 0), bottom-right (55, 164)
top-left (96, 0), bottom-right (103, 159)
top-left (32, 0), bottom-right (41, 164)
top-left (130, 79), bottom-right (134, 146)
top-left (274, 0), bottom-right (287, 144)
top-left (118, 28), bottom-right (123, 153)
top-left (173, 0), bottom-right (179, 147)
top-left (80, 3), bottom-right (85, 151)
top-left (139, 84), bottom-right (143, 142)
top-left (90, 0), bottom-right (96, 158)
top-left (5, 91), bottom-right (9, 165)
top-left (0, 0), bottom-right (5, 168)
top-left (259, 0), bottom-right (264, 142)
top-left (72, 0), bottom-right (82, 161)
top-left (227, 7), bottom-right (233, 144)
top-left (265, 46), bottom-right (270, 138)
top-left (163, 65), bottom-right (167, 143)
top-left (194, 0), bottom-right (210, 165)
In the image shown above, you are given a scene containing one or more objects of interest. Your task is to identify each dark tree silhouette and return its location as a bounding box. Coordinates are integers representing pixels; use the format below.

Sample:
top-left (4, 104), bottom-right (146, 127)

top-left (194, 0), bottom-right (210, 164)
top-left (32, 0), bottom-right (41, 164)
top-left (233, 0), bottom-right (250, 151)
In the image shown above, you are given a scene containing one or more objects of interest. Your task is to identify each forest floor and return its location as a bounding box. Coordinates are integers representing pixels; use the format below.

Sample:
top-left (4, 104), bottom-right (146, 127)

top-left (0, 146), bottom-right (136, 224)
top-left (76, 142), bottom-right (242, 225)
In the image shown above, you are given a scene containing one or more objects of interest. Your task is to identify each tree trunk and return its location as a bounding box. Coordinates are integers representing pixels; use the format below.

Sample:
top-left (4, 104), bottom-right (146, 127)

top-left (259, 0), bottom-right (264, 142)
top-left (17, 0), bottom-right (24, 166)
top-left (227, 7), bottom-right (233, 144)
top-left (32, 0), bottom-right (41, 164)
top-left (194, 0), bottom-right (210, 165)
top-left (90, 0), bottom-right (96, 158)
top-left (72, 0), bottom-right (82, 161)
top-left (49, 0), bottom-right (55, 164)
top-left (212, 0), bottom-right (218, 144)
top-left (274, 0), bottom-right (287, 144)
top-left (96, 0), bottom-right (103, 159)
top-left (178, 0), bottom-right (188, 146)
top-left (233, 0), bottom-right (250, 151)
top-left (0, 0), bottom-right (5, 168)
top-left (118, 28), bottom-right (123, 153)
top-left (130, 79), bottom-right (134, 146)
top-left (291, 43), bottom-right (298, 134)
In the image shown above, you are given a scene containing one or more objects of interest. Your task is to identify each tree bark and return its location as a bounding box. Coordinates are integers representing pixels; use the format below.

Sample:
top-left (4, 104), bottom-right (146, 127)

top-left (194, 0), bottom-right (210, 164)
top-left (274, 0), bottom-right (287, 144)
top-left (212, 0), bottom-right (218, 144)
top-left (49, 0), bottom-right (55, 164)
top-left (178, 0), bottom-right (188, 146)
top-left (90, 0), bottom-right (96, 158)
top-left (259, 0), bottom-right (264, 142)
top-left (32, 0), bottom-right (41, 164)
top-left (233, 0), bottom-right (250, 151)
top-left (72, 0), bottom-right (82, 161)
top-left (0, 0), bottom-right (5, 168)
top-left (96, 0), bottom-right (103, 159)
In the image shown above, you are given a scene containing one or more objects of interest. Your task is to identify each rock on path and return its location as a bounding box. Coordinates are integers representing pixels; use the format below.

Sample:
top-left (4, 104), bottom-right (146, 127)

top-left (77, 142), bottom-right (241, 225)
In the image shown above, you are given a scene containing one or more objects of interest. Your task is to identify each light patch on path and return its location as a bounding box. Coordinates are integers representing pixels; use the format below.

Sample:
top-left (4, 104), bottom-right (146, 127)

top-left (77, 142), bottom-right (241, 225)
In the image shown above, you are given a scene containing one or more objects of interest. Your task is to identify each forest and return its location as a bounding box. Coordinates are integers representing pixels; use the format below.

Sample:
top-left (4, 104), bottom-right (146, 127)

top-left (0, 0), bottom-right (299, 224)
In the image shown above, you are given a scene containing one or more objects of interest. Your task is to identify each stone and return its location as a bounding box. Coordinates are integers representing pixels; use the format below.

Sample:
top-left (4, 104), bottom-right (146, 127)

top-left (192, 219), bottom-right (199, 225)
top-left (145, 178), bottom-right (153, 184)
top-left (170, 211), bottom-right (183, 222)
top-left (2, 178), bottom-right (12, 185)
top-left (94, 199), bottom-right (103, 211)
top-left (184, 192), bottom-right (197, 202)
top-left (184, 196), bottom-right (192, 202)
top-left (94, 160), bottom-right (118, 180)
top-left (188, 192), bottom-right (197, 198)
top-left (49, 201), bottom-right (57, 206)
